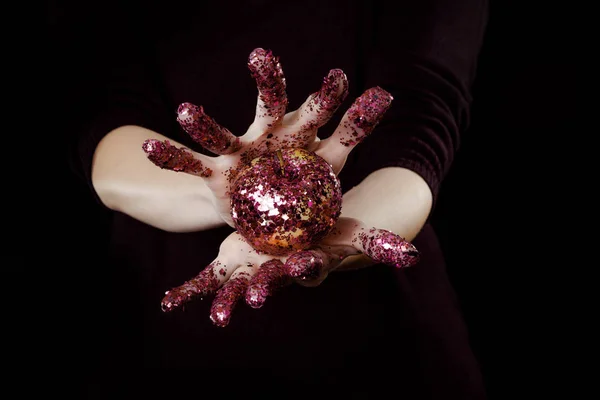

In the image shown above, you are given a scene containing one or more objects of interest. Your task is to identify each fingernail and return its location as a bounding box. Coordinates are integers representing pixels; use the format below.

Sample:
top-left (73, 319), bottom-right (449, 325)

top-left (176, 102), bottom-right (206, 138)
top-left (248, 49), bottom-right (284, 82)
top-left (285, 251), bottom-right (324, 280)
top-left (248, 47), bottom-right (268, 65)
top-left (142, 139), bottom-right (212, 177)
top-left (358, 229), bottom-right (420, 268)
top-left (315, 69), bottom-right (349, 108)
top-left (209, 304), bottom-right (231, 327)
top-left (341, 87), bottom-right (393, 146)
top-left (177, 101), bottom-right (198, 117)
top-left (248, 48), bottom-right (272, 79)
top-left (245, 286), bottom-right (267, 309)
top-left (303, 69), bottom-right (349, 131)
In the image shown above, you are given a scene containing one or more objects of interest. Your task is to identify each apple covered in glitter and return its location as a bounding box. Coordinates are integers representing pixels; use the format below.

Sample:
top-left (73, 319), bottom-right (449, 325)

top-left (230, 148), bottom-right (342, 256)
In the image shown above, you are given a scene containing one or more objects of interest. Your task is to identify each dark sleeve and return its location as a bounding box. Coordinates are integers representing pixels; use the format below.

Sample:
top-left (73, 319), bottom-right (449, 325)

top-left (65, 1), bottom-right (175, 205)
top-left (350, 0), bottom-right (488, 207)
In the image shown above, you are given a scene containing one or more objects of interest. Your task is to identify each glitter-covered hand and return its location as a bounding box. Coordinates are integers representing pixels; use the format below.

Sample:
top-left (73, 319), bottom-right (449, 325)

top-left (144, 47), bottom-right (412, 326)
top-left (142, 48), bottom-right (392, 226)
top-left (161, 217), bottom-right (419, 327)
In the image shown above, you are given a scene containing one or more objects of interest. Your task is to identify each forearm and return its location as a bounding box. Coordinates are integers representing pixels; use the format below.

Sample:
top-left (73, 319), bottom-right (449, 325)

top-left (342, 167), bottom-right (432, 240)
top-left (91, 125), bottom-right (224, 232)
top-left (338, 166), bottom-right (433, 269)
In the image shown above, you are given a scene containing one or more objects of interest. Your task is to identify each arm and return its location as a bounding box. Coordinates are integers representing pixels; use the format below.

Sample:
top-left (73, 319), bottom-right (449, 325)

top-left (342, 167), bottom-right (432, 242)
top-left (335, 0), bottom-right (488, 269)
top-left (92, 125), bottom-right (225, 232)
top-left (91, 50), bottom-right (354, 233)
top-left (343, 0), bottom-right (489, 205)
top-left (146, 0), bottom-right (488, 325)
top-left (158, 165), bottom-right (429, 323)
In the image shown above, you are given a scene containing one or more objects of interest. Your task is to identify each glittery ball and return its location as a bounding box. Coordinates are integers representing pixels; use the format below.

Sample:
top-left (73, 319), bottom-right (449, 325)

top-left (230, 148), bottom-right (342, 256)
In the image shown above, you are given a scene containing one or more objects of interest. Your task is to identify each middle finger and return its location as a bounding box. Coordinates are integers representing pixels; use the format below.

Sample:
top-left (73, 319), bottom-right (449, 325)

top-left (210, 263), bottom-right (257, 327)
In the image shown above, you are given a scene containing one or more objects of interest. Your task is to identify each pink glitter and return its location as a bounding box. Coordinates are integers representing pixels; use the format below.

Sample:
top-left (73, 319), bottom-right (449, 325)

top-left (245, 260), bottom-right (290, 308)
top-left (210, 272), bottom-right (251, 327)
top-left (230, 148), bottom-right (342, 256)
top-left (161, 265), bottom-right (221, 312)
top-left (177, 102), bottom-right (241, 155)
top-left (154, 51), bottom-right (416, 324)
top-left (299, 69), bottom-right (348, 131)
top-left (315, 69), bottom-right (349, 107)
top-left (248, 48), bottom-right (288, 123)
top-left (142, 139), bottom-right (212, 177)
top-left (284, 250), bottom-right (324, 280)
top-left (357, 228), bottom-right (420, 268)
top-left (340, 87), bottom-right (393, 147)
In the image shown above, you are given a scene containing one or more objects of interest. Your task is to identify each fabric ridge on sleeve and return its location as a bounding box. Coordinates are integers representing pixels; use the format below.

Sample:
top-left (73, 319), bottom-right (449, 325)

top-left (352, 0), bottom-right (488, 207)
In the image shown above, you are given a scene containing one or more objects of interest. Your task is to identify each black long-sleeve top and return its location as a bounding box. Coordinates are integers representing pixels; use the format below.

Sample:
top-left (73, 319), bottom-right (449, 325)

top-left (65, 0), bottom-right (489, 397)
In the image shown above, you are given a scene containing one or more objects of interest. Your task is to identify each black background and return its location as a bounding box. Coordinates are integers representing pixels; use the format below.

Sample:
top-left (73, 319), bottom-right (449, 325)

top-left (46, 1), bottom-right (575, 397)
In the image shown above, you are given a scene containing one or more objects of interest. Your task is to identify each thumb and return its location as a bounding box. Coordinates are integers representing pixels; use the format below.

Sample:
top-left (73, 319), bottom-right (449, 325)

top-left (282, 217), bottom-right (420, 286)
top-left (323, 217), bottom-right (420, 269)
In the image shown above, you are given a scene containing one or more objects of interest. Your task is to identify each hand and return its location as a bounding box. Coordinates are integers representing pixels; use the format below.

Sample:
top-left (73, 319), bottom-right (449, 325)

top-left (142, 48), bottom-right (392, 226)
top-left (148, 47), bottom-right (412, 326)
top-left (161, 217), bottom-right (419, 327)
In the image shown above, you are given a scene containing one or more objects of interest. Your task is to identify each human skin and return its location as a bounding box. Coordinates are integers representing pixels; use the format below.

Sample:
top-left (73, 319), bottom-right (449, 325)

top-left (92, 48), bottom-right (432, 326)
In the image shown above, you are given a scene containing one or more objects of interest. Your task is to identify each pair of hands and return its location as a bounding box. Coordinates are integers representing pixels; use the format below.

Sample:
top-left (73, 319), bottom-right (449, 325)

top-left (143, 48), bottom-right (419, 327)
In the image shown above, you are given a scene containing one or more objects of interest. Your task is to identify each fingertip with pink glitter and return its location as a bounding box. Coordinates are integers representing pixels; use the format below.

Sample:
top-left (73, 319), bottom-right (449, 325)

top-left (284, 250), bottom-right (325, 280)
top-left (339, 86), bottom-right (394, 147)
top-left (248, 48), bottom-right (287, 122)
top-left (230, 148), bottom-right (342, 256)
top-left (245, 260), bottom-right (289, 308)
top-left (176, 102), bottom-right (240, 155)
top-left (142, 139), bottom-right (213, 177)
top-left (209, 273), bottom-right (251, 327)
top-left (160, 267), bottom-right (221, 312)
top-left (357, 228), bottom-right (420, 268)
top-left (301, 68), bottom-right (349, 129)
top-left (315, 69), bottom-right (349, 109)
